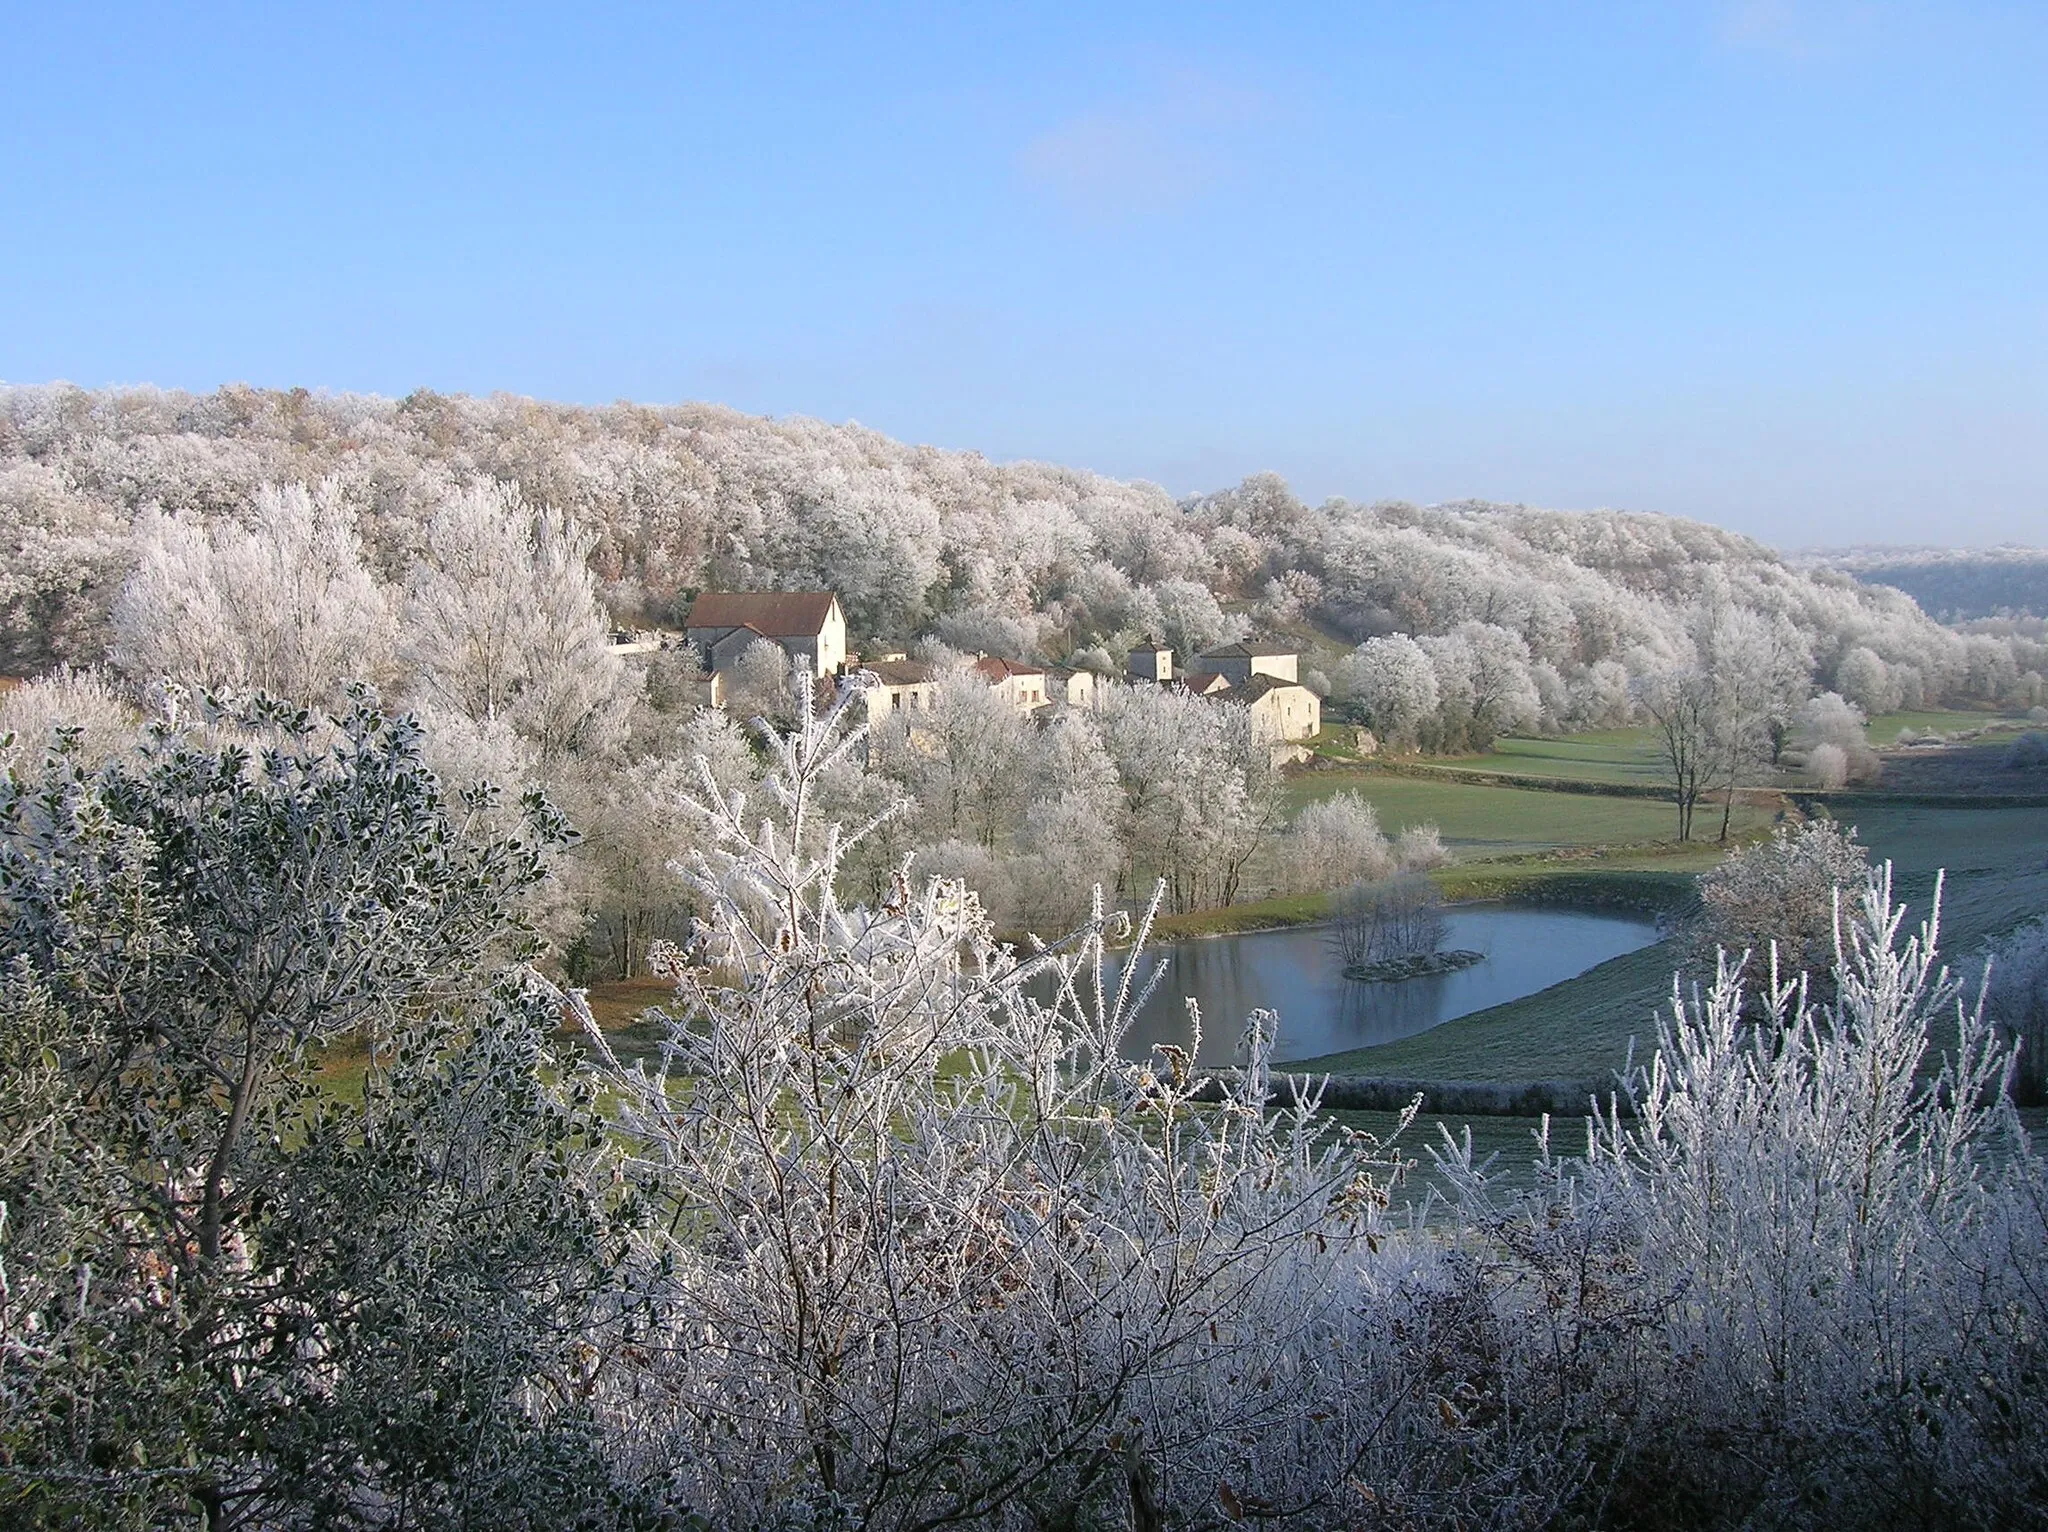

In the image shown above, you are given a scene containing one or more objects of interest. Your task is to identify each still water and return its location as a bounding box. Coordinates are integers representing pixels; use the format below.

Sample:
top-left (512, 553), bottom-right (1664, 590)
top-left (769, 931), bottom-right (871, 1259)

top-left (1099, 905), bottom-right (1659, 1065)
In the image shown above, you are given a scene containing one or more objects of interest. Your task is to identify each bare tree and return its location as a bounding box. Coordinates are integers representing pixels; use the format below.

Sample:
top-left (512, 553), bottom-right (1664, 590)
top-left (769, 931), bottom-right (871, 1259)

top-left (1637, 666), bottom-right (1715, 841)
top-left (1329, 872), bottom-right (1448, 973)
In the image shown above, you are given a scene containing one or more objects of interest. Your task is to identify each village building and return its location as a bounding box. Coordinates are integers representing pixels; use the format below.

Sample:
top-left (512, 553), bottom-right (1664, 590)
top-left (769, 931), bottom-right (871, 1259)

top-left (973, 655), bottom-right (1050, 713)
top-left (1218, 672), bottom-right (1322, 742)
top-left (1126, 639), bottom-right (1173, 685)
top-left (1045, 664), bottom-right (1102, 710)
top-left (682, 590), bottom-right (847, 679)
top-left (854, 655), bottom-right (937, 721)
top-left (1123, 635), bottom-right (1322, 743)
top-left (1196, 640), bottom-right (1299, 687)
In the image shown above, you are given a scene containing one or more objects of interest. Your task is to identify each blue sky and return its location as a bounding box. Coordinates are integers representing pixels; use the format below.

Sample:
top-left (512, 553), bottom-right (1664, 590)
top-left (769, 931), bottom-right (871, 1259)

top-left (3, 1), bottom-right (2043, 546)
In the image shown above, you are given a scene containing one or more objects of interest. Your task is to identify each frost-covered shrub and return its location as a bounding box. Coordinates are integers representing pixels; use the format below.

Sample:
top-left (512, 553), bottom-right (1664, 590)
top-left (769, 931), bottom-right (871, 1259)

top-left (1691, 819), bottom-right (1871, 991)
top-left (1793, 690), bottom-right (1880, 783)
top-left (1985, 917), bottom-right (2048, 1103)
top-left (1286, 789), bottom-right (1395, 891)
top-left (1437, 871), bottom-right (2048, 1527)
top-left (2005, 729), bottom-right (2048, 771)
top-left (1395, 821), bottom-right (1451, 871)
top-left (1804, 740), bottom-right (1849, 788)
top-left (570, 694), bottom-right (1456, 1530)
top-left (0, 665), bottom-right (135, 773)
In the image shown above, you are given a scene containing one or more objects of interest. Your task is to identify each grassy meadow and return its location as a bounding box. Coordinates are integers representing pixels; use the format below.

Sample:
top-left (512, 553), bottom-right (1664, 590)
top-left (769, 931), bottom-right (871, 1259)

top-left (1282, 764), bottom-right (1771, 858)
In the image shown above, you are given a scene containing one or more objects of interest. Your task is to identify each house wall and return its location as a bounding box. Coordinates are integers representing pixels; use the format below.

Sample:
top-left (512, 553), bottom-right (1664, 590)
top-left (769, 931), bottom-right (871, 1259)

top-left (818, 607), bottom-right (847, 676)
top-left (1210, 652), bottom-right (1300, 686)
top-left (1248, 685), bottom-right (1321, 742)
top-left (861, 679), bottom-right (935, 721)
top-left (1128, 647), bottom-right (1173, 683)
top-left (1250, 652), bottom-right (1299, 684)
top-left (689, 597), bottom-right (846, 680)
top-left (994, 674), bottom-right (1047, 711)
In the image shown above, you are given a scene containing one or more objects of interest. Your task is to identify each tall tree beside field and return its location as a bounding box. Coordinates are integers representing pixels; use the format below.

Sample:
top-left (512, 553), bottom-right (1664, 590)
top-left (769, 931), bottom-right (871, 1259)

top-left (1334, 633), bottom-right (1439, 749)
top-left (1637, 665), bottom-right (1715, 841)
top-left (1703, 608), bottom-right (1810, 842)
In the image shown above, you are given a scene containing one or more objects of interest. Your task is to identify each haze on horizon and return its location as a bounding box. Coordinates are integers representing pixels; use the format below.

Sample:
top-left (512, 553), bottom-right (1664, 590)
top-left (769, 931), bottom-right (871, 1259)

top-left (3, 1), bottom-right (2043, 549)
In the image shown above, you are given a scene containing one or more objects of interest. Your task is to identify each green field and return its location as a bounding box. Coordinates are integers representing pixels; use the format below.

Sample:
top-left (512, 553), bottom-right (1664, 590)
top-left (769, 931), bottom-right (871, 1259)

top-left (1825, 799), bottom-right (2048, 952)
top-left (1285, 766), bottom-right (1770, 859)
top-left (1866, 706), bottom-right (2030, 743)
top-left (1431, 728), bottom-right (1671, 785)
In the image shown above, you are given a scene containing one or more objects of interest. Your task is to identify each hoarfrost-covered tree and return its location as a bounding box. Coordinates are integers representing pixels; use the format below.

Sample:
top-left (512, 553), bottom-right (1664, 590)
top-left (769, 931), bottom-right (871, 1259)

top-left (1334, 633), bottom-right (1439, 750)
top-left (1635, 665), bottom-right (1715, 841)
top-left (403, 481), bottom-right (637, 762)
top-left (1437, 870), bottom-right (2048, 1526)
top-left (1791, 690), bottom-right (1879, 784)
top-left (1149, 574), bottom-right (1242, 659)
top-left (1691, 818), bottom-right (1872, 991)
top-left (568, 691), bottom-right (1422, 1529)
top-left (1096, 684), bottom-right (1280, 911)
top-left (111, 481), bottom-right (393, 706)
top-left (885, 664), bottom-right (1031, 848)
top-left (1285, 790), bottom-right (1395, 892)
top-left (1701, 607), bottom-right (1809, 842)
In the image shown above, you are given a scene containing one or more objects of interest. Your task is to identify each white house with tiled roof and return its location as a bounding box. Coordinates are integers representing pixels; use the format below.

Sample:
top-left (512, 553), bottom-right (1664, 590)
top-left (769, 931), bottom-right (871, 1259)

top-left (1219, 672), bottom-right (1321, 742)
top-left (682, 591), bottom-right (847, 679)
top-left (973, 655), bottom-right (1050, 713)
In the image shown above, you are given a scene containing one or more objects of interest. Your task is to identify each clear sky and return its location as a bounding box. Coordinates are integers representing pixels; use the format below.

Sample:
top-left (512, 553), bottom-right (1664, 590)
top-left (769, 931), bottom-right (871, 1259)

top-left (3, 1), bottom-right (2043, 546)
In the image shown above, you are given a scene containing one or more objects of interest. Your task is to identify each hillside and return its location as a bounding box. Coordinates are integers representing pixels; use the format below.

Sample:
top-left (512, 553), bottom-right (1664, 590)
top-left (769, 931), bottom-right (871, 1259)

top-left (3, 385), bottom-right (2038, 727)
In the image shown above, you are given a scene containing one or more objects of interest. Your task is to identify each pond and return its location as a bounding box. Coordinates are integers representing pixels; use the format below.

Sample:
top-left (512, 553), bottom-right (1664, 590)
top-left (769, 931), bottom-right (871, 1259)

top-left (1101, 904), bottom-right (1660, 1066)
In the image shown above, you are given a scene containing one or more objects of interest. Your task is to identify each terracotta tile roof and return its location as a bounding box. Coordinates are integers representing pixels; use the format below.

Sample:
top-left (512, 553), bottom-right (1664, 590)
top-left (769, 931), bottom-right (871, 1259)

top-left (973, 655), bottom-right (1046, 682)
top-left (683, 590), bottom-right (840, 637)
top-left (1179, 671), bottom-right (1232, 694)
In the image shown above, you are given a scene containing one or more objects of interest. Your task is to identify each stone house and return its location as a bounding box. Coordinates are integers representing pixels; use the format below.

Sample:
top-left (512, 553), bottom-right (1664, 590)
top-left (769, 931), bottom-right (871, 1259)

top-left (1196, 640), bottom-right (1299, 687)
top-left (682, 591), bottom-right (848, 679)
top-left (1046, 665), bottom-right (1102, 709)
top-left (854, 656), bottom-right (938, 721)
top-left (1220, 673), bottom-right (1322, 742)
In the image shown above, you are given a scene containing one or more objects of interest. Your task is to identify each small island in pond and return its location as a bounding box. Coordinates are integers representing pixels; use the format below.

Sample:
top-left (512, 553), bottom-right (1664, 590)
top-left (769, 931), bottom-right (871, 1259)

top-left (1328, 873), bottom-right (1484, 984)
top-left (1343, 947), bottom-right (1485, 983)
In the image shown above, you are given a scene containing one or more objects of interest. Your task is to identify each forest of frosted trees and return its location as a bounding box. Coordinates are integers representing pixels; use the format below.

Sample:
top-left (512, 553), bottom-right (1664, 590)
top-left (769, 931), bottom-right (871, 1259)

top-left (5, 383), bottom-right (2044, 732)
